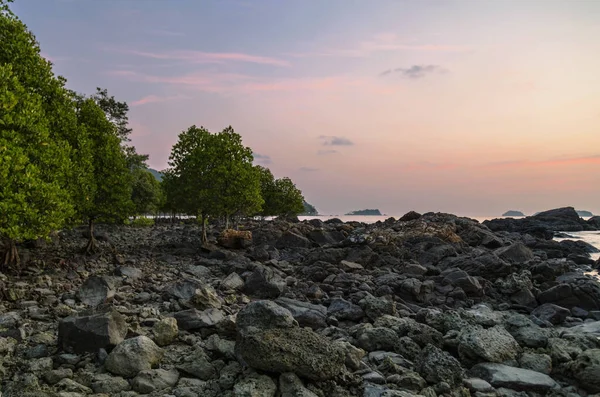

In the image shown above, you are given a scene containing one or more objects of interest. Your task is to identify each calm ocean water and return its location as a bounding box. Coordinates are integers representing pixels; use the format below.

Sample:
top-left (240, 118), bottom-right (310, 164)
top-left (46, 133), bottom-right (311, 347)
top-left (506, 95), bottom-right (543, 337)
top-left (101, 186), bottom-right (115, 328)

top-left (297, 215), bottom-right (600, 261)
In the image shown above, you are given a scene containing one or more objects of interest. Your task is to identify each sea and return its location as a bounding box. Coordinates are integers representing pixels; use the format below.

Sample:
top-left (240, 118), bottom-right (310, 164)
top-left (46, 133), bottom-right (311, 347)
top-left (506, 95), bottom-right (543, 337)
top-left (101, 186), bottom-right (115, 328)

top-left (296, 214), bottom-right (600, 261)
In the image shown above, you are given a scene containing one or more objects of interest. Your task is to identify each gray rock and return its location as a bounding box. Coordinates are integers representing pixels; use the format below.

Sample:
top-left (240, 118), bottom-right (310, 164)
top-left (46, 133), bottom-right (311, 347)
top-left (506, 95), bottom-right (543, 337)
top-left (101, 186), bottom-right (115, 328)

top-left (177, 348), bottom-right (217, 380)
top-left (43, 368), bottom-right (73, 385)
top-left (458, 325), bottom-right (521, 364)
top-left (105, 336), bottom-right (164, 378)
top-left (442, 269), bottom-right (483, 296)
top-left (359, 294), bottom-right (397, 321)
top-left (236, 300), bottom-right (297, 336)
top-left (278, 372), bottom-right (319, 397)
top-left (276, 231), bottom-right (312, 249)
top-left (328, 298), bottom-right (365, 321)
top-left (91, 374), bottom-right (131, 394)
top-left (519, 352), bottom-right (552, 375)
top-left (152, 317), bottom-right (179, 346)
top-left (374, 315), bottom-right (443, 348)
top-left (356, 326), bottom-right (401, 352)
top-left (58, 309), bottom-right (127, 354)
top-left (77, 276), bottom-right (116, 306)
top-left (131, 368), bottom-right (180, 394)
top-left (234, 372), bottom-right (277, 397)
top-left (115, 266), bottom-right (143, 280)
top-left (567, 348), bottom-right (600, 393)
top-left (236, 327), bottom-right (345, 381)
top-left (495, 243), bottom-right (534, 264)
top-left (469, 363), bottom-right (559, 392)
top-left (531, 303), bottom-right (570, 325)
top-left (417, 344), bottom-right (464, 387)
top-left (464, 377), bottom-right (494, 392)
top-left (221, 272), bottom-right (245, 291)
top-left (190, 283), bottom-right (222, 310)
top-left (174, 308), bottom-right (225, 331)
top-left (274, 298), bottom-right (327, 330)
top-left (244, 265), bottom-right (286, 298)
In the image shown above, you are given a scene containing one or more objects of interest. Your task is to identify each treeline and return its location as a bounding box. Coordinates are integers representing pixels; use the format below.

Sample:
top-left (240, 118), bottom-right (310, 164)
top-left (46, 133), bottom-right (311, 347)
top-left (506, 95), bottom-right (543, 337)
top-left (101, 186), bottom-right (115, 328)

top-left (0, 1), bottom-right (305, 265)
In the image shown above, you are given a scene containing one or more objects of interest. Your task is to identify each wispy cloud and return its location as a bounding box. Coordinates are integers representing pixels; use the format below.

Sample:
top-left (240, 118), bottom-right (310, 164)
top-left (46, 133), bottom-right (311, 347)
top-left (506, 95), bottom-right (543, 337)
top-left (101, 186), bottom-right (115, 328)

top-left (117, 49), bottom-right (290, 67)
top-left (317, 149), bottom-right (338, 155)
top-left (380, 65), bottom-right (446, 79)
top-left (130, 94), bottom-right (190, 107)
top-left (319, 136), bottom-right (354, 146)
top-left (486, 155), bottom-right (600, 169)
top-left (287, 33), bottom-right (471, 58)
top-left (299, 167), bottom-right (319, 172)
top-left (253, 153), bottom-right (272, 165)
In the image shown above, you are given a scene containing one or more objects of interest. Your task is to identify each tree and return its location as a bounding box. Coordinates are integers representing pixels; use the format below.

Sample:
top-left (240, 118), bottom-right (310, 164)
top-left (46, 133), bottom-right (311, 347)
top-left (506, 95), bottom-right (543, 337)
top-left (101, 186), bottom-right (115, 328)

top-left (76, 97), bottom-right (133, 253)
top-left (131, 168), bottom-right (162, 216)
top-left (0, 64), bottom-right (73, 266)
top-left (256, 166), bottom-right (305, 217)
top-left (0, 4), bottom-right (77, 266)
top-left (164, 125), bottom-right (263, 241)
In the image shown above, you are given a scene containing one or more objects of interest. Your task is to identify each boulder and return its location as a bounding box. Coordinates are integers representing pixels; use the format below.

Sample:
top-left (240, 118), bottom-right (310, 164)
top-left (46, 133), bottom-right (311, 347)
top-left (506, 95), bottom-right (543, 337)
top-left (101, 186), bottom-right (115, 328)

top-left (77, 276), bottom-right (116, 307)
top-left (567, 348), bottom-right (600, 393)
top-left (244, 265), bottom-right (286, 298)
top-left (274, 298), bottom-right (327, 330)
top-left (276, 231), bottom-right (312, 249)
top-left (416, 344), bottom-right (464, 387)
top-left (531, 303), bottom-right (570, 325)
top-left (469, 363), bottom-right (559, 392)
top-left (327, 298), bottom-right (365, 322)
top-left (495, 243), bottom-right (534, 264)
top-left (152, 317), bottom-right (178, 346)
top-left (442, 269), bottom-right (483, 296)
top-left (458, 326), bottom-right (521, 364)
top-left (105, 336), bottom-right (164, 378)
top-left (236, 300), bottom-right (297, 335)
top-left (233, 373), bottom-right (277, 397)
top-left (131, 369), bottom-right (180, 394)
top-left (173, 308), bottom-right (225, 331)
top-left (235, 327), bottom-right (345, 381)
top-left (279, 372), bottom-right (319, 397)
top-left (58, 309), bottom-right (127, 354)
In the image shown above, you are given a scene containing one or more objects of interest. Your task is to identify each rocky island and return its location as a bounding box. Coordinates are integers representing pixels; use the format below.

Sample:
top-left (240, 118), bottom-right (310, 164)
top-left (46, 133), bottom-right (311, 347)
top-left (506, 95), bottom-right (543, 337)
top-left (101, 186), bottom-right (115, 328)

top-left (1, 207), bottom-right (600, 396)
top-left (502, 210), bottom-right (525, 217)
top-left (346, 209), bottom-right (382, 216)
top-left (576, 210), bottom-right (594, 217)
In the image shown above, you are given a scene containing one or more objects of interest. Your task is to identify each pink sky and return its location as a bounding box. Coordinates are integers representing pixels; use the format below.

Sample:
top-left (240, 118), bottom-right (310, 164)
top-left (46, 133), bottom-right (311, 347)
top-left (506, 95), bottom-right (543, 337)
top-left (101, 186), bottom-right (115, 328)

top-left (17, 0), bottom-right (600, 216)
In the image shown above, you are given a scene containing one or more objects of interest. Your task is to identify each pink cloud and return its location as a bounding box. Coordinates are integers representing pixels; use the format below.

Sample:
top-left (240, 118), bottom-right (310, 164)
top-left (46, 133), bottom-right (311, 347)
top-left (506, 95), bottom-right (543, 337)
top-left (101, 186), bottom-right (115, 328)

top-left (121, 49), bottom-right (290, 67)
top-left (487, 155), bottom-right (600, 169)
top-left (287, 33), bottom-right (472, 58)
top-left (130, 94), bottom-right (191, 106)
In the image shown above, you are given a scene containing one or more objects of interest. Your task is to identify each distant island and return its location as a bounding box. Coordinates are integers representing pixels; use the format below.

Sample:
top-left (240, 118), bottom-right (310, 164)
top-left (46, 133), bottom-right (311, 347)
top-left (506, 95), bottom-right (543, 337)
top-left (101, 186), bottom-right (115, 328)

top-left (577, 210), bottom-right (594, 217)
top-left (502, 210), bottom-right (525, 217)
top-left (148, 168), bottom-right (163, 181)
top-left (300, 201), bottom-right (318, 216)
top-left (345, 209), bottom-right (382, 216)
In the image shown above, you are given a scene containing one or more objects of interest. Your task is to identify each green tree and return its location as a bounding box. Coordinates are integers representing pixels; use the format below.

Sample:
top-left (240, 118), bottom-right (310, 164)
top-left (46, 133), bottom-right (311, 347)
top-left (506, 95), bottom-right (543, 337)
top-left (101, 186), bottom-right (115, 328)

top-left (76, 97), bottom-right (133, 253)
top-left (256, 166), bottom-right (305, 217)
top-left (131, 168), bottom-right (162, 216)
top-left (0, 64), bottom-right (73, 266)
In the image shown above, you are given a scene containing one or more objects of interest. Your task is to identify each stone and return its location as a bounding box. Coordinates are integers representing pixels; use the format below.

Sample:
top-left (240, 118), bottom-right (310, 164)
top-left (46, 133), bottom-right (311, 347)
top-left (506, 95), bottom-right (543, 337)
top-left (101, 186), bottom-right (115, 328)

top-left (152, 317), bottom-right (178, 346)
top-left (221, 272), bottom-right (245, 291)
top-left (417, 344), bottom-right (464, 387)
top-left (91, 374), bottom-right (131, 394)
top-left (274, 297), bottom-right (327, 329)
top-left (177, 347), bottom-right (217, 380)
top-left (236, 300), bottom-right (297, 335)
top-left (77, 276), bottom-right (116, 306)
top-left (276, 231), bottom-right (312, 249)
top-left (567, 348), bottom-right (600, 393)
top-left (244, 265), bottom-right (286, 298)
top-left (191, 283), bottom-right (222, 310)
top-left (531, 303), bottom-right (570, 325)
top-left (356, 326), bottom-right (401, 352)
top-left (236, 327), bottom-right (345, 381)
top-left (495, 243), bottom-right (534, 264)
top-left (105, 336), bottom-right (164, 378)
top-left (44, 368), bottom-right (73, 385)
top-left (359, 294), bottom-right (397, 321)
top-left (458, 325), bottom-right (521, 364)
top-left (131, 368), bottom-right (180, 394)
top-left (58, 309), bottom-right (127, 354)
top-left (115, 266), bottom-right (143, 280)
top-left (233, 373), bottom-right (277, 397)
top-left (327, 297), bottom-right (365, 321)
top-left (278, 372), bottom-right (319, 397)
top-left (174, 308), bottom-right (225, 331)
top-left (469, 363), bottom-right (559, 392)
top-left (340, 260), bottom-right (364, 271)
top-left (519, 352), bottom-right (552, 375)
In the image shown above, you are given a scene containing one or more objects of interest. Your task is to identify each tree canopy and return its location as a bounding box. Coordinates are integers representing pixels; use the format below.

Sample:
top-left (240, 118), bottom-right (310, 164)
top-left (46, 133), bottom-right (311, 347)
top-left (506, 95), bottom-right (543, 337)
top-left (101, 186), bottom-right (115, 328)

top-left (256, 166), bottom-right (305, 217)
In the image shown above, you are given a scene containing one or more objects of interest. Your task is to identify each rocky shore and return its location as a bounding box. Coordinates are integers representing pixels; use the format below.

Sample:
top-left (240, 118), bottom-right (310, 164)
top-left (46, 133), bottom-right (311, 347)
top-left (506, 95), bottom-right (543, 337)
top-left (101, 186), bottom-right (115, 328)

top-left (1, 208), bottom-right (600, 397)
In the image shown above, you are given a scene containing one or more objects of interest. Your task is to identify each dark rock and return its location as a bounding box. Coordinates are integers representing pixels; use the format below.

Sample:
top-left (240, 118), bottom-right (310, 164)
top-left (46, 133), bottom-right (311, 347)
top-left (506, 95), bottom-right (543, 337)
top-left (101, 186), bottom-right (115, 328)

top-left (58, 309), bottom-right (127, 354)
top-left (274, 298), bottom-right (327, 330)
top-left (244, 265), bottom-right (286, 298)
top-left (442, 269), bottom-right (483, 296)
top-left (417, 344), bottom-right (464, 387)
top-left (327, 298), bottom-right (365, 321)
top-left (399, 211), bottom-right (422, 222)
top-left (276, 231), bottom-right (312, 249)
top-left (77, 276), bottom-right (116, 307)
top-left (173, 308), bottom-right (225, 331)
top-left (495, 243), bottom-right (534, 264)
top-left (531, 303), bottom-right (570, 325)
top-left (469, 363), bottom-right (559, 392)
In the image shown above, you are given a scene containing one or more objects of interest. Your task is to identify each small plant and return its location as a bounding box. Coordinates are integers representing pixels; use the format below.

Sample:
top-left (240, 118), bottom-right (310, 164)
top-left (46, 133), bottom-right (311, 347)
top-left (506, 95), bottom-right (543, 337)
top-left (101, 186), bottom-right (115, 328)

top-left (126, 217), bottom-right (155, 227)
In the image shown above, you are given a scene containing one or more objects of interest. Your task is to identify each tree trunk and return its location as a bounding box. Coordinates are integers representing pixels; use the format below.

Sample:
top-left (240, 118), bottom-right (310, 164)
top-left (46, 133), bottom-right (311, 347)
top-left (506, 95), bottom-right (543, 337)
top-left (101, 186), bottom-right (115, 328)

top-left (1, 239), bottom-right (20, 268)
top-left (84, 218), bottom-right (99, 254)
top-left (225, 214), bottom-right (230, 230)
top-left (201, 214), bottom-right (207, 243)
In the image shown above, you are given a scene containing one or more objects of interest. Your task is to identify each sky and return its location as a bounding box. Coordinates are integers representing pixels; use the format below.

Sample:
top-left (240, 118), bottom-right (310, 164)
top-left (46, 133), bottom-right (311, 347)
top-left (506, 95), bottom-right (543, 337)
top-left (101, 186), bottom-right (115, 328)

top-left (13, 0), bottom-right (600, 217)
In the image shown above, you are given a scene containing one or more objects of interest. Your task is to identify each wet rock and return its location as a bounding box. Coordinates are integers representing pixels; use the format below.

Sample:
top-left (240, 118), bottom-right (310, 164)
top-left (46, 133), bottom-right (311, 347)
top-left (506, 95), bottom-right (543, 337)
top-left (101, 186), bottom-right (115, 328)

top-left (58, 309), bottom-right (127, 354)
top-left (105, 336), bottom-right (164, 378)
top-left (152, 317), bottom-right (178, 346)
top-left (77, 276), bottom-right (116, 306)
top-left (131, 368), bottom-right (180, 394)
top-left (469, 363), bottom-right (559, 392)
top-left (274, 297), bottom-right (327, 330)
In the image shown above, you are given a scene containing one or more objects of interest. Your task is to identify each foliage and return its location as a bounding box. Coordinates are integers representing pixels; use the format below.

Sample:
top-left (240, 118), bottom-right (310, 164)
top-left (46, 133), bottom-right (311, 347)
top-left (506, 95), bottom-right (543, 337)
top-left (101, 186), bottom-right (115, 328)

top-left (256, 165), bottom-right (305, 217)
top-left (131, 168), bottom-right (162, 215)
top-left (164, 125), bottom-right (263, 240)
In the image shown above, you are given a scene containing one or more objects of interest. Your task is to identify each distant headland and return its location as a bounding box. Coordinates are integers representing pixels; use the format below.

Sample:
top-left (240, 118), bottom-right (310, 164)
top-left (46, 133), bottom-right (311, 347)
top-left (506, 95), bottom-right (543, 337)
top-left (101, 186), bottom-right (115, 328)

top-left (502, 210), bottom-right (525, 217)
top-left (345, 209), bottom-right (382, 216)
